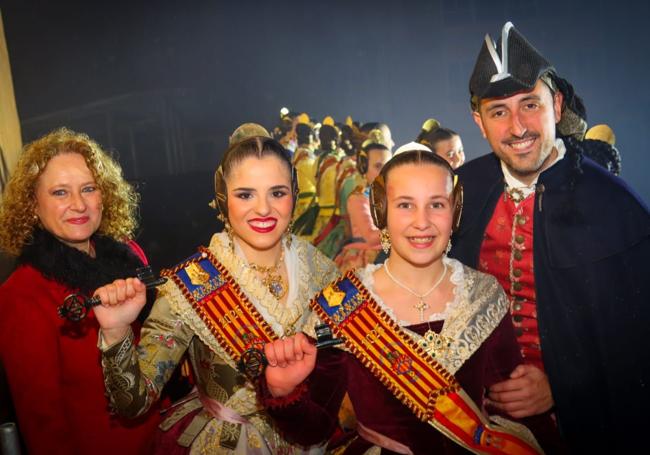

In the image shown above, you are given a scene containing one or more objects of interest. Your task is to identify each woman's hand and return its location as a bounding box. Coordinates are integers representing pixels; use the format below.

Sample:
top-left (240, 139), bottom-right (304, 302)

top-left (93, 277), bottom-right (147, 345)
top-left (264, 333), bottom-right (317, 397)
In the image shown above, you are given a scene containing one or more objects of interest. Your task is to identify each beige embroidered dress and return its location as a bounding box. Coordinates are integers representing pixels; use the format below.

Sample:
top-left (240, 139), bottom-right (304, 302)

top-left (100, 233), bottom-right (339, 454)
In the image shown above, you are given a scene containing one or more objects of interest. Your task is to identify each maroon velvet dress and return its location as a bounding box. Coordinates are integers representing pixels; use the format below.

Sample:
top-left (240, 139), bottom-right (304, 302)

top-left (263, 312), bottom-right (565, 454)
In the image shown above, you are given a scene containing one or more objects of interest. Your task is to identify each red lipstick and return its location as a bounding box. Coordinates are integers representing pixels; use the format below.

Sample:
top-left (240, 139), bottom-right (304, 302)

top-left (248, 217), bottom-right (277, 233)
top-left (67, 216), bottom-right (90, 225)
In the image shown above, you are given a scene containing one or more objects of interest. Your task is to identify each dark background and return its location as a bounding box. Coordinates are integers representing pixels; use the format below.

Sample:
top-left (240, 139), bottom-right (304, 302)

top-left (2, 0), bottom-right (648, 269)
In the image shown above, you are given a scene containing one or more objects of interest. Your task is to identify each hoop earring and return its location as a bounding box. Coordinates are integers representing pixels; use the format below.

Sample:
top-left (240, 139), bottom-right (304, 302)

top-left (445, 238), bottom-right (452, 256)
top-left (380, 228), bottom-right (391, 254)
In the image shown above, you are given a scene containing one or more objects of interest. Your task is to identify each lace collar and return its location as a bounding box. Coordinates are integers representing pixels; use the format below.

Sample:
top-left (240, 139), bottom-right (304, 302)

top-left (208, 233), bottom-right (310, 337)
top-left (354, 258), bottom-right (508, 373)
top-left (355, 256), bottom-right (465, 326)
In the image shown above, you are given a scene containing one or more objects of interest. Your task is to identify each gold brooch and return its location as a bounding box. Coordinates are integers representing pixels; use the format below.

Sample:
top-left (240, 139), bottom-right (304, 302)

top-left (419, 329), bottom-right (454, 358)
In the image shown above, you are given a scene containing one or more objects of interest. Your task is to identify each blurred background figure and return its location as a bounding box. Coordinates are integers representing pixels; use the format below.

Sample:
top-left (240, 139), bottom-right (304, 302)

top-left (334, 128), bottom-right (392, 272)
top-left (0, 128), bottom-right (160, 455)
top-left (583, 124), bottom-right (622, 175)
top-left (272, 107), bottom-right (299, 154)
top-left (337, 117), bottom-right (356, 157)
top-left (313, 117), bottom-right (363, 258)
top-left (335, 120), bottom-right (366, 220)
top-left (360, 122), bottom-right (394, 151)
top-left (292, 114), bottom-right (318, 221)
top-left (416, 118), bottom-right (466, 169)
top-left (293, 116), bottom-right (342, 241)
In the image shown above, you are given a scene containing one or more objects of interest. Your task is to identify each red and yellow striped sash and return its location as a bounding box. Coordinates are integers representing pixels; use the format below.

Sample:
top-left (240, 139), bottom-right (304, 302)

top-left (161, 247), bottom-right (278, 363)
top-left (311, 271), bottom-right (543, 455)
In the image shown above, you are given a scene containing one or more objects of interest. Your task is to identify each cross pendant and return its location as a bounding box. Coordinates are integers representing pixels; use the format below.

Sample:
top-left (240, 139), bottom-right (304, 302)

top-left (415, 298), bottom-right (428, 322)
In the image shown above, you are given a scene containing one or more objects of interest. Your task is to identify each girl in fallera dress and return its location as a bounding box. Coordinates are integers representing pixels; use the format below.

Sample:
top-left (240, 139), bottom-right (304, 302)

top-left (261, 145), bottom-right (564, 454)
top-left (93, 135), bottom-right (339, 454)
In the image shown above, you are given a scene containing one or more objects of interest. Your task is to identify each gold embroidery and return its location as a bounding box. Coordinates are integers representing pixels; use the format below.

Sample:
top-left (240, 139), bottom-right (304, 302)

top-left (418, 330), bottom-right (455, 358)
top-left (211, 234), bottom-right (301, 336)
top-left (218, 422), bottom-right (241, 450)
top-left (323, 284), bottom-right (345, 307)
top-left (185, 262), bottom-right (210, 286)
top-left (190, 275), bottom-right (226, 301)
top-left (162, 281), bottom-right (237, 369)
top-left (362, 324), bottom-right (384, 348)
top-left (161, 233), bottom-right (339, 454)
top-left (101, 329), bottom-right (157, 415)
top-left (247, 432), bottom-right (262, 449)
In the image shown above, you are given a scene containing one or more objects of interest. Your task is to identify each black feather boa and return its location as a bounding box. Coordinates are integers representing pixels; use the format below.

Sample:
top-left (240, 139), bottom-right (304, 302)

top-left (18, 229), bottom-right (144, 296)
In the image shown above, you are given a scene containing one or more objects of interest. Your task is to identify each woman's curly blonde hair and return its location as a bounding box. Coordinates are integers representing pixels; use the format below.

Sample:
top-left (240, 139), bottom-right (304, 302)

top-left (0, 127), bottom-right (140, 256)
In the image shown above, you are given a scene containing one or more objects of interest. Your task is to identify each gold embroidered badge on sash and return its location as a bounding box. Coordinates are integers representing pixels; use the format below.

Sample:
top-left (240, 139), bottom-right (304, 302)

top-left (185, 262), bottom-right (210, 286)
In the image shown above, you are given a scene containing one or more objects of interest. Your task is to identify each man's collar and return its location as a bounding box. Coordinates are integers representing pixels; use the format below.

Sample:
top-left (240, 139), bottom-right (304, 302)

top-left (501, 138), bottom-right (566, 195)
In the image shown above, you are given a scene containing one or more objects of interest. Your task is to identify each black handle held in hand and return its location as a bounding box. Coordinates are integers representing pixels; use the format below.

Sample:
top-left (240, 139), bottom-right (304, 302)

top-left (237, 323), bottom-right (343, 381)
top-left (57, 266), bottom-right (167, 322)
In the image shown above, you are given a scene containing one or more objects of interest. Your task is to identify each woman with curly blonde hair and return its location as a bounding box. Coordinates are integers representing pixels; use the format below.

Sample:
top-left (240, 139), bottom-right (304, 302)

top-left (0, 127), bottom-right (139, 255)
top-left (0, 128), bottom-right (160, 454)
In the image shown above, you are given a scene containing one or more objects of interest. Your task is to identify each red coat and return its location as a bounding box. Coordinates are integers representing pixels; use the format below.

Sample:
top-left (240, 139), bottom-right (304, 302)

top-left (0, 255), bottom-right (160, 454)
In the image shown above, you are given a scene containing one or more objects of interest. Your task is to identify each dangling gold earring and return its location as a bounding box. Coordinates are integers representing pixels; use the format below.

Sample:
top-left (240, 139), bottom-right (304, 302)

top-left (285, 221), bottom-right (293, 249)
top-left (218, 212), bottom-right (235, 253)
top-left (225, 221), bottom-right (235, 253)
top-left (445, 238), bottom-right (452, 255)
top-left (380, 228), bottom-right (391, 254)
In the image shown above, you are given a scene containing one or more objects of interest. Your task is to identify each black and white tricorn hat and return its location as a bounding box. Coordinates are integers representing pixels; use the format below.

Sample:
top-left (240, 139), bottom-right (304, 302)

top-left (469, 22), bottom-right (554, 108)
top-left (469, 22), bottom-right (587, 139)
